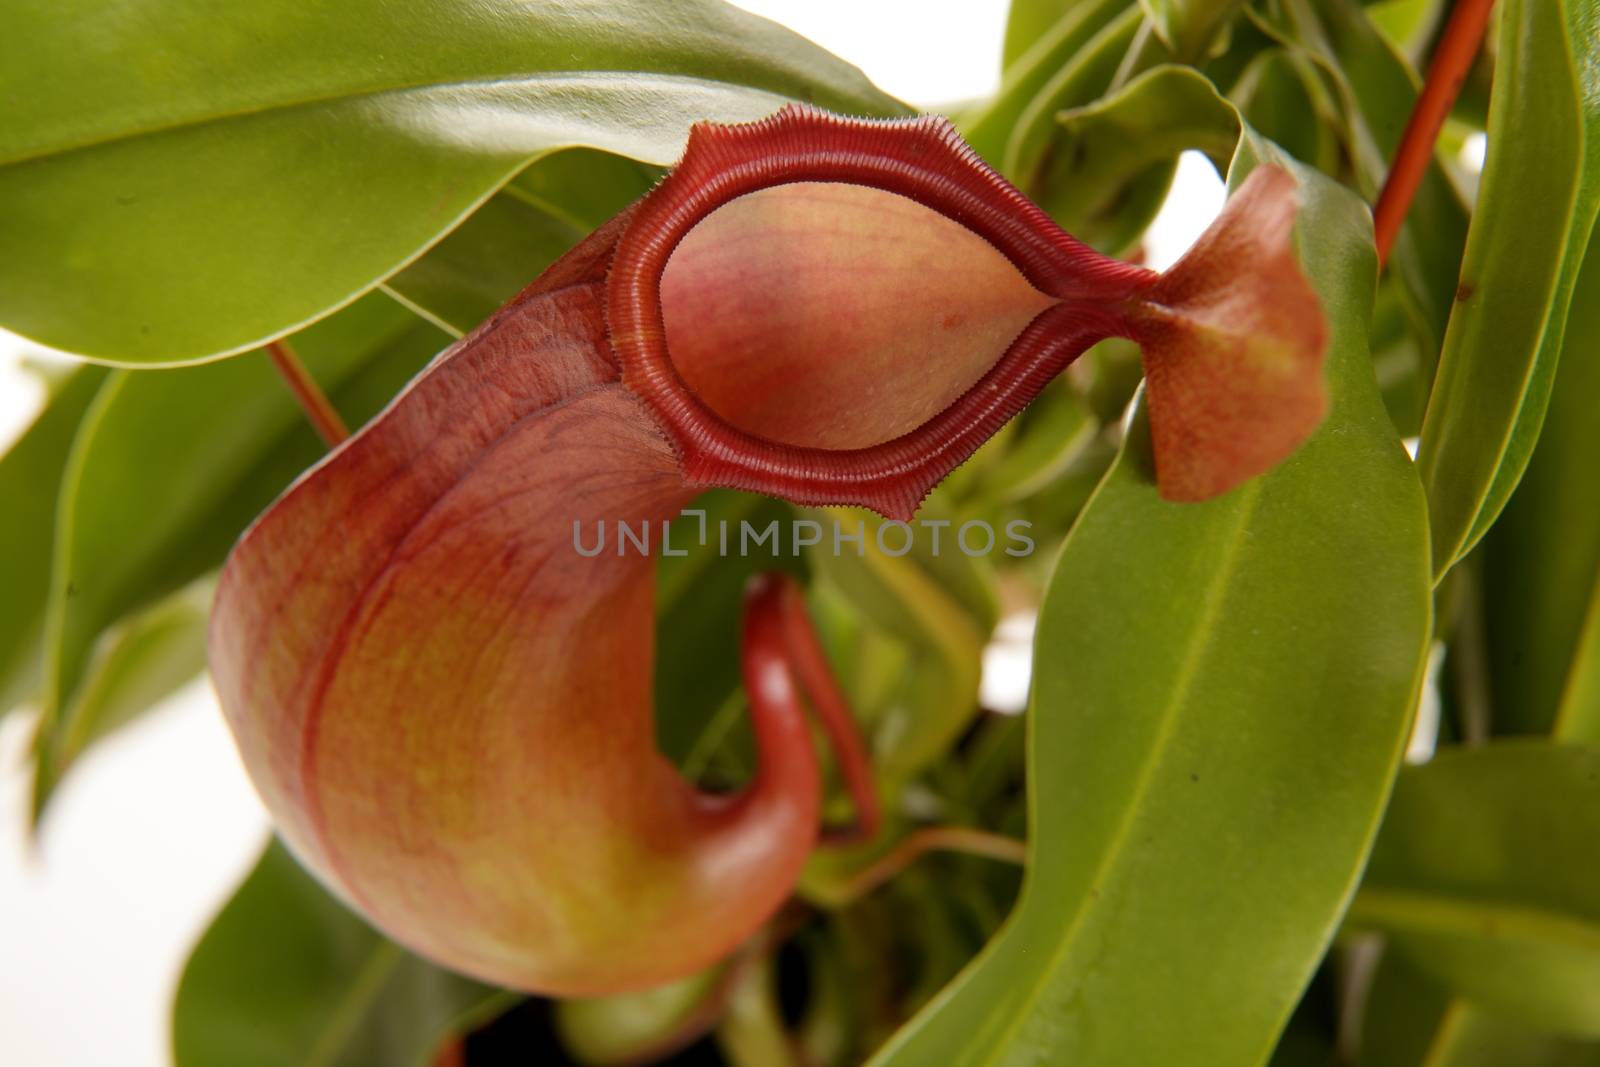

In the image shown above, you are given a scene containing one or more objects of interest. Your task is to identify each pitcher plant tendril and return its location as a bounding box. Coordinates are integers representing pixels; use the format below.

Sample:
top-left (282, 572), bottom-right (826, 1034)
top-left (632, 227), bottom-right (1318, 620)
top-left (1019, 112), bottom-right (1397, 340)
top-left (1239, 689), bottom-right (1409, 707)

top-left (1373, 0), bottom-right (1497, 267)
top-left (216, 104), bottom-right (1328, 995)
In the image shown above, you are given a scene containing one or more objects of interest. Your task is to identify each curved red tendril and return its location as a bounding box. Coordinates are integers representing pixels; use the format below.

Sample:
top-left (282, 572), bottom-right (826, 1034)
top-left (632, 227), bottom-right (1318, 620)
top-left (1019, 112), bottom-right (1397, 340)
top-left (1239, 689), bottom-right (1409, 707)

top-left (741, 571), bottom-right (881, 845)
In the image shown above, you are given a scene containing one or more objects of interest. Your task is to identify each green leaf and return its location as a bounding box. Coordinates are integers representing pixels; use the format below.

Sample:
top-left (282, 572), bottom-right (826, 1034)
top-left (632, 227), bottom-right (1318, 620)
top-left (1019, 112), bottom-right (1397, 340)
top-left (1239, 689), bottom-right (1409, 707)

top-left (1231, 50), bottom-right (1342, 174)
top-left (0, 365), bottom-right (107, 715)
top-left (174, 839), bottom-right (511, 1067)
top-left (1363, 1), bottom-right (1447, 61)
top-left (385, 149), bottom-right (659, 337)
top-left (1357, 955), bottom-right (1600, 1067)
top-left (1039, 64), bottom-right (1241, 253)
top-left (807, 507), bottom-right (991, 788)
top-left (871, 136), bottom-right (1430, 1066)
top-left (1350, 740), bottom-right (1600, 1037)
top-left (1140, 0), bottom-right (1249, 59)
top-left (964, 0), bottom-right (1142, 176)
top-left (47, 575), bottom-right (212, 783)
top-left (0, 0), bottom-right (904, 364)
top-left (1416, 0), bottom-right (1599, 579)
top-left (1482, 233), bottom-right (1600, 742)
top-left (33, 296), bottom-right (446, 811)
top-left (1003, 0), bottom-right (1125, 69)
top-left (1005, 6), bottom-right (1148, 183)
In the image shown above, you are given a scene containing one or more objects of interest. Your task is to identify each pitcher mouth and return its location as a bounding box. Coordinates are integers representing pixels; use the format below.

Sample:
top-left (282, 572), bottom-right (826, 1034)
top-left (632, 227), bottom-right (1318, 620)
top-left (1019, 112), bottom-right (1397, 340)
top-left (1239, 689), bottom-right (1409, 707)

top-left (604, 104), bottom-right (1155, 521)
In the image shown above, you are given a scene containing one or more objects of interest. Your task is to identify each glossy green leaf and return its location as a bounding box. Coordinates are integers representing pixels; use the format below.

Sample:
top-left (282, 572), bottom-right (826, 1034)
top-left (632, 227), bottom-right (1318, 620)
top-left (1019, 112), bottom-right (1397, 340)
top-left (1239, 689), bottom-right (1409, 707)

top-left (872, 136), bottom-right (1430, 1067)
top-left (174, 839), bottom-right (510, 1067)
top-left (1416, 0), bottom-right (1599, 579)
top-left (1141, 0), bottom-right (1249, 59)
top-left (1482, 233), bottom-right (1600, 741)
top-left (1039, 64), bottom-right (1240, 252)
top-left (45, 575), bottom-right (212, 791)
top-left (33, 297), bottom-right (446, 811)
top-left (385, 148), bottom-right (658, 337)
top-left (967, 0), bottom-right (1131, 164)
top-left (1350, 741), bottom-right (1600, 1037)
top-left (0, 0), bottom-right (903, 364)
top-left (0, 365), bottom-right (106, 715)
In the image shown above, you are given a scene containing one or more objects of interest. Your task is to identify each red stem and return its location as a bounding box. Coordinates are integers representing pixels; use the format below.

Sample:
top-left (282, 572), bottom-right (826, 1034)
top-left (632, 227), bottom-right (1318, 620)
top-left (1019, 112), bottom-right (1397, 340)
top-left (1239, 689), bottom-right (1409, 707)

top-left (1373, 0), bottom-right (1496, 267)
top-left (266, 339), bottom-right (349, 447)
top-left (742, 573), bottom-right (882, 845)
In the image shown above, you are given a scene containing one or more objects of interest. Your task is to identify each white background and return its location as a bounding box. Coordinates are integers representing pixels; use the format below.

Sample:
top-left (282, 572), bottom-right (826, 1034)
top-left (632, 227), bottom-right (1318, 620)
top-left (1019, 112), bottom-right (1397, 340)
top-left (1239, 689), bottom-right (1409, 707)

top-left (0, 3), bottom-right (1227, 1063)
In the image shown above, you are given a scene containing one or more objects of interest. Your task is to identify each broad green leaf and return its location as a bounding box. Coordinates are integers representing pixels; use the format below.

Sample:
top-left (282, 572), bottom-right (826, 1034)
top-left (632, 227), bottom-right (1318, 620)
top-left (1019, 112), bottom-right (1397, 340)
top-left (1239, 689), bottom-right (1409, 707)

top-left (0, 0), bottom-right (904, 364)
top-left (174, 839), bottom-right (510, 1067)
top-left (1140, 0), bottom-right (1249, 59)
top-left (34, 297), bottom-right (447, 811)
top-left (871, 136), bottom-right (1431, 1067)
top-left (0, 365), bottom-right (106, 715)
top-left (385, 149), bottom-right (658, 337)
top-left (1482, 233), bottom-right (1600, 741)
top-left (1350, 741), bottom-right (1600, 1037)
top-left (1039, 65), bottom-right (1240, 252)
top-left (1417, 0), bottom-right (1599, 579)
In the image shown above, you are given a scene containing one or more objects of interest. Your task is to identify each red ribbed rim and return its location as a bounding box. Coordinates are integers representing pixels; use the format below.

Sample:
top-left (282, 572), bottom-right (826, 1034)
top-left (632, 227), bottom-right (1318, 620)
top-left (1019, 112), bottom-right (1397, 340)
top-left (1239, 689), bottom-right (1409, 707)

top-left (606, 104), bottom-right (1154, 520)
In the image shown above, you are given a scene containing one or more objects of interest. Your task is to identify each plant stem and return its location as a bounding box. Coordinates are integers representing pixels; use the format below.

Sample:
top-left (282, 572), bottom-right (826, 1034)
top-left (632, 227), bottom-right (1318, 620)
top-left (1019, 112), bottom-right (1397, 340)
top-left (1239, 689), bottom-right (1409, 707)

top-left (266, 339), bottom-right (349, 447)
top-left (1373, 0), bottom-right (1496, 267)
top-left (826, 826), bottom-right (1027, 905)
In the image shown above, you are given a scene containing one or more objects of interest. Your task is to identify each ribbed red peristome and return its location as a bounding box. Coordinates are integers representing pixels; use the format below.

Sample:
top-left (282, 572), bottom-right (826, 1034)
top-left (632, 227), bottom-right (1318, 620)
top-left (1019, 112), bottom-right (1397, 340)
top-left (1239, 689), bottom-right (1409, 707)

top-left (606, 104), bottom-right (1156, 520)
